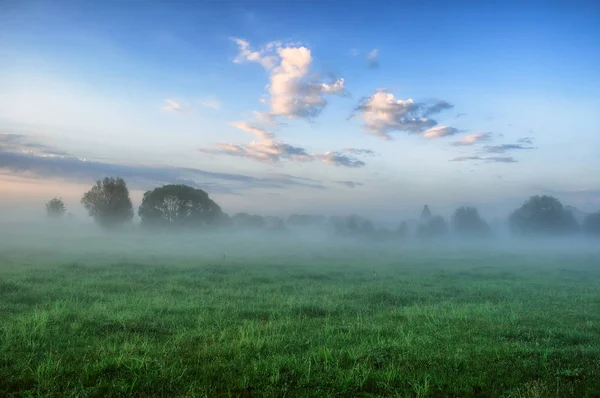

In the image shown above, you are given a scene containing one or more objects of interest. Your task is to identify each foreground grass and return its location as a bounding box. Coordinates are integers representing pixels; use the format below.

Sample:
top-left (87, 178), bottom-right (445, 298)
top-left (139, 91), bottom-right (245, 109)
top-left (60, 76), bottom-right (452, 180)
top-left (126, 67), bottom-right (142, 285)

top-left (1, 241), bottom-right (599, 397)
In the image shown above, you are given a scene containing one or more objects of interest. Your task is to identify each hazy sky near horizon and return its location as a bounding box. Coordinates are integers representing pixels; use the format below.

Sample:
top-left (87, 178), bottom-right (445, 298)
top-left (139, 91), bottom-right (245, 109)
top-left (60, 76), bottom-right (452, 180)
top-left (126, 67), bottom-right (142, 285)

top-left (1, 0), bottom-right (599, 221)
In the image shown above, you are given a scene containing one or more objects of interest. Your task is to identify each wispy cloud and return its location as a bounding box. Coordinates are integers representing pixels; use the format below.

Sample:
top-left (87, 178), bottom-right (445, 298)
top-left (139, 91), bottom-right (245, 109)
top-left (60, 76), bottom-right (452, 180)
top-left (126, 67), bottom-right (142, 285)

top-left (349, 48), bottom-right (360, 57)
top-left (450, 132), bottom-right (492, 146)
top-left (349, 90), bottom-right (454, 140)
top-left (343, 148), bottom-right (377, 156)
top-left (162, 99), bottom-right (190, 113)
top-left (422, 126), bottom-right (461, 139)
top-left (449, 155), bottom-right (517, 163)
top-left (335, 180), bottom-right (364, 188)
top-left (367, 49), bottom-right (379, 69)
top-left (317, 152), bottom-right (366, 168)
top-left (483, 143), bottom-right (535, 153)
top-left (200, 98), bottom-right (221, 110)
top-left (518, 137), bottom-right (534, 145)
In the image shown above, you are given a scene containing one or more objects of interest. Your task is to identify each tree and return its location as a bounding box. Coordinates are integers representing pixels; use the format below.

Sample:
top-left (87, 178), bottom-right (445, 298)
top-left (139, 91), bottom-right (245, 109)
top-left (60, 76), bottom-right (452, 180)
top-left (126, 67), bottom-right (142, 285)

top-left (138, 184), bottom-right (223, 228)
top-left (508, 195), bottom-right (578, 236)
top-left (81, 177), bottom-right (133, 228)
top-left (45, 198), bottom-right (66, 218)
top-left (420, 205), bottom-right (432, 222)
top-left (232, 213), bottom-right (266, 229)
top-left (417, 215), bottom-right (448, 239)
top-left (451, 206), bottom-right (490, 237)
top-left (396, 221), bottom-right (409, 239)
top-left (583, 211), bottom-right (600, 236)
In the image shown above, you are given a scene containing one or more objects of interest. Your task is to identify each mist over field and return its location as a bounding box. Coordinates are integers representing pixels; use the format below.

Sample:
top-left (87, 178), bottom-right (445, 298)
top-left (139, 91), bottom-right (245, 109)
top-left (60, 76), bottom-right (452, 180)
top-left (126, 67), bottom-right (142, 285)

top-left (2, 0), bottom-right (600, 396)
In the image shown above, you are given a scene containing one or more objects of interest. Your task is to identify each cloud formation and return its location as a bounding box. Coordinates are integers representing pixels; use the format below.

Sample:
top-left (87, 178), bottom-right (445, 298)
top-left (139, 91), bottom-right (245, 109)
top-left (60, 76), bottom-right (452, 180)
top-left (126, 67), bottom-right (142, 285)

top-left (518, 137), bottom-right (534, 145)
top-left (335, 180), bottom-right (364, 188)
top-left (450, 132), bottom-right (492, 146)
top-left (200, 125), bottom-right (366, 168)
top-left (343, 148), bottom-right (377, 156)
top-left (350, 90), bottom-right (454, 140)
top-left (483, 143), bottom-right (536, 153)
top-left (1, 137), bottom-right (333, 194)
top-left (422, 126), bottom-right (461, 139)
top-left (449, 155), bottom-right (517, 163)
top-left (200, 98), bottom-right (221, 110)
top-left (367, 49), bottom-right (379, 69)
top-left (162, 99), bottom-right (190, 113)
top-left (232, 38), bottom-right (347, 120)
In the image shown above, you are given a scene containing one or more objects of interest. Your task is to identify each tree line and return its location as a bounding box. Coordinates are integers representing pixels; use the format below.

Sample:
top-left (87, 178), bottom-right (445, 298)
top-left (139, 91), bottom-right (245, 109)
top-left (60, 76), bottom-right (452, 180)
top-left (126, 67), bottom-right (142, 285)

top-left (45, 176), bottom-right (600, 239)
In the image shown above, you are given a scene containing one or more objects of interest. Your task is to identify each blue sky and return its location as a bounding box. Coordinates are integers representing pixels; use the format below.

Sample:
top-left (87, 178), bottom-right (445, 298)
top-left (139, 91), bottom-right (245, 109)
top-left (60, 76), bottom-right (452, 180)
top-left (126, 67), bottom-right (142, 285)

top-left (1, 0), bottom-right (599, 222)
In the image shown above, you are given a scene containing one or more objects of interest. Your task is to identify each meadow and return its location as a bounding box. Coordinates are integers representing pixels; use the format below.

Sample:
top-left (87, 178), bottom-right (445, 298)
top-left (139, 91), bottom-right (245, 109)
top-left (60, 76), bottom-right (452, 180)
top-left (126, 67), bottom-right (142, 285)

top-left (1, 226), bottom-right (599, 397)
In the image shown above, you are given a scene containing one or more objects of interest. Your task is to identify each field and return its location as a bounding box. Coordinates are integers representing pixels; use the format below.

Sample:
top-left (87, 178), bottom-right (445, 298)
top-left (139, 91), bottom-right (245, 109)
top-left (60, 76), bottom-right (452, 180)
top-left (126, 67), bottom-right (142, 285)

top-left (1, 227), bottom-right (600, 397)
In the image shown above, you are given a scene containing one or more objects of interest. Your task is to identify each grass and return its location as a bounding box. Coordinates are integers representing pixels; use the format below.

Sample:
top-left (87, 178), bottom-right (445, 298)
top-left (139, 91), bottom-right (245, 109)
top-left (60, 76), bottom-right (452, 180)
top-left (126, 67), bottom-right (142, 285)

top-left (1, 231), bottom-right (599, 397)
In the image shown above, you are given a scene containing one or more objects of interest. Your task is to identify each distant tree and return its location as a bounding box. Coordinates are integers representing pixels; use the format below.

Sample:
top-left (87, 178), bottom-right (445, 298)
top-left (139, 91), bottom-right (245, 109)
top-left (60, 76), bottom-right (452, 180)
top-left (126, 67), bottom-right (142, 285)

top-left (138, 184), bottom-right (223, 228)
top-left (417, 215), bottom-right (448, 239)
top-left (287, 214), bottom-right (326, 227)
top-left (45, 197), bottom-right (66, 218)
top-left (451, 206), bottom-right (490, 237)
top-left (232, 213), bottom-right (266, 229)
top-left (396, 221), bottom-right (409, 239)
top-left (331, 214), bottom-right (376, 239)
top-left (420, 205), bottom-right (432, 222)
top-left (81, 177), bottom-right (133, 228)
top-left (583, 211), bottom-right (600, 236)
top-left (508, 195), bottom-right (578, 236)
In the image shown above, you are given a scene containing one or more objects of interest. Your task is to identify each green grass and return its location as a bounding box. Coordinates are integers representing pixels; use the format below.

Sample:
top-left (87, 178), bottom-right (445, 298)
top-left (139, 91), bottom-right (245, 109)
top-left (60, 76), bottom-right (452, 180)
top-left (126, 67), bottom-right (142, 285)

top-left (1, 234), bottom-right (600, 397)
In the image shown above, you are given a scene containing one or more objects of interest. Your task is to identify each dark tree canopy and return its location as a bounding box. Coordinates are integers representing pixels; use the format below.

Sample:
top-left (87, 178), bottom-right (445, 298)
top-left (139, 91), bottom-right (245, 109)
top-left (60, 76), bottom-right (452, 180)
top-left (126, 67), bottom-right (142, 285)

top-left (417, 215), bottom-right (448, 239)
top-left (508, 195), bottom-right (578, 236)
top-left (138, 184), bottom-right (222, 228)
top-left (81, 177), bottom-right (133, 228)
top-left (583, 211), bottom-right (600, 236)
top-left (451, 206), bottom-right (490, 237)
top-left (45, 197), bottom-right (66, 218)
top-left (330, 215), bottom-right (375, 238)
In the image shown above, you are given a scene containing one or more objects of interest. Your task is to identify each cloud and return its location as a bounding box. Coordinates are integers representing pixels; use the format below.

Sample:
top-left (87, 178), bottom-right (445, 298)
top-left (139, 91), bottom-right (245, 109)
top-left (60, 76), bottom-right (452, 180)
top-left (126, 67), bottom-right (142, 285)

top-left (1, 146), bottom-right (333, 195)
top-left (335, 180), bottom-right (364, 188)
top-left (349, 48), bottom-right (360, 57)
top-left (201, 130), bottom-right (365, 168)
top-left (317, 152), bottom-right (365, 168)
top-left (367, 49), bottom-right (379, 69)
top-left (450, 132), bottom-right (492, 146)
top-left (162, 99), bottom-right (190, 113)
top-left (483, 143), bottom-right (535, 153)
top-left (1, 133), bottom-right (74, 158)
top-left (422, 126), bottom-right (461, 139)
top-left (350, 90), bottom-right (454, 140)
top-left (518, 137), bottom-right (534, 145)
top-left (232, 38), bottom-right (347, 120)
top-left (231, 38), bottom-right (279, 69)
top-left (200, 98), bottom-right (221, 110)
top-left (230, 121), bottom-right (274, 140)
top-left (456, 113), bottom-right (466, 118)
top-left (449, 155), bottom-right (517, 163)
top-left (343, 148), bottom-right (377, 156)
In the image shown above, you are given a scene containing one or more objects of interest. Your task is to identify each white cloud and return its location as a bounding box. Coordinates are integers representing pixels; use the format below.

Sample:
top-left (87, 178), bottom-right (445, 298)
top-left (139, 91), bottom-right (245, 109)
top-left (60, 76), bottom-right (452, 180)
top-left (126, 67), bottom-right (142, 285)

top-left (450, 132), bottom-right (492, 146)
top-left (351, 90), bottom-right (455, 140)
top-left (349, 48), bottom-right (360, 57)
top-left (422, 126), bottom-right (460, 139)
top-left (232, 39), bottom-right (347, 120)
top-left (162, 99), bottom-right (190, 113)
top-left (199, 98), bottom-right (221, 110)
top-left (230, 121), bottom-right (274, 140)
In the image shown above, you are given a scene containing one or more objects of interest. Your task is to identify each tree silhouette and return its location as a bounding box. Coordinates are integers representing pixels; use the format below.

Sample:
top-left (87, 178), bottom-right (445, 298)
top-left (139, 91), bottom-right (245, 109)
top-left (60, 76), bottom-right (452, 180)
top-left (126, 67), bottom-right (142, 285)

top-left (583, 211), bottom-right (600, 236)
top-left (81, 177), bottom-right (133, 228)
top-left (45, 198), bottom-right (66, 218)
top-left (508, 195), bottom-right (578, 236)
top-left (138, 184), bottom-right (223, 228)
top-left (417, 215), bottom-right (448, 239)
top-left (451, 206), bottom-right (490, 237)
top-left (420, 205), bottom-right (432, 222)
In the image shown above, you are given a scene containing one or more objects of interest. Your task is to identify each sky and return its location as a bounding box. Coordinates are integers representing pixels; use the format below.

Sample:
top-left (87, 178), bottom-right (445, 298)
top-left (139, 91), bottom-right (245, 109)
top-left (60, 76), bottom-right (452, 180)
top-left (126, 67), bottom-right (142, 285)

top-left (1, 0), bottom-right (599, 223)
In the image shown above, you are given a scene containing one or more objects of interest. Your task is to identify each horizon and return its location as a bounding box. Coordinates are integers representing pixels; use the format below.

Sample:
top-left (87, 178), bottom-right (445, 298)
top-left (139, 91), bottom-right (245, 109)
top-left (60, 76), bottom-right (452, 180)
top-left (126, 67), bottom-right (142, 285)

top-left (2, 0), bottom-right (599, 221)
